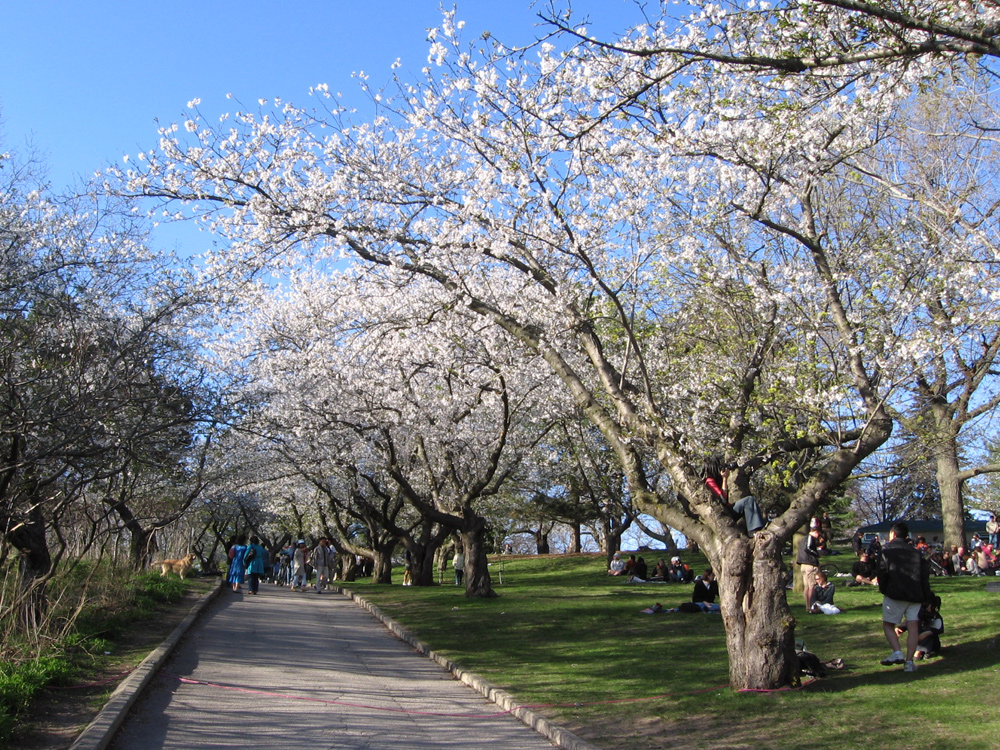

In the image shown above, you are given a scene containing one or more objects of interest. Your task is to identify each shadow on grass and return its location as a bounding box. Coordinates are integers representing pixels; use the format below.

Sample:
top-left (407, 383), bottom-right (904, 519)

top-left (804, 635), bottom-right (1000, 693)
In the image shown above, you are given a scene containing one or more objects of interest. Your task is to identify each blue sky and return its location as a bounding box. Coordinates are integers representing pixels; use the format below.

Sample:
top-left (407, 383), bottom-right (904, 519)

top-left (1, 1), bottom-right (639, 190)
top-left (1, 1), bottom-right (642, 255)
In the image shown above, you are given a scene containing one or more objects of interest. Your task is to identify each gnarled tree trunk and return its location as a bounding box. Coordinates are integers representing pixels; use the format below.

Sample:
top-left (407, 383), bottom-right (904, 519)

top-left (717, 533), bottom-right (798, 689)
top-left (536, 529), bottom-right (550, 555)
top-left (8, 509), bottom-right (53, 632)
top-left (370, 537), bottom-right (397, 584)
top-left (406, 539), bottom-right (444, 586)
top-left (461, 510), bottom-right (497, 598)
top-left (337, 553), bottom-right (357, 581)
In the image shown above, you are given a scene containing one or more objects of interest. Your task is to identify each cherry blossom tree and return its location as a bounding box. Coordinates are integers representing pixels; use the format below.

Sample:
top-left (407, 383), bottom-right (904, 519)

top-left (544, 1), bottom-right (1000, 551)
top-left (528, 417), bottom-right (637, 561)
top-left (111, 63), bottom-right (879, 689)
top-left (541, 0), bottom-right (999, 101)
top-left (0, 149), bottom-right (216, 630)
top-left (111, 5), bottom-right (1000, 687)
top-left (866, 83), bottom-right (1000, 549)
top-left (222, 268), bottom-right (567, 596)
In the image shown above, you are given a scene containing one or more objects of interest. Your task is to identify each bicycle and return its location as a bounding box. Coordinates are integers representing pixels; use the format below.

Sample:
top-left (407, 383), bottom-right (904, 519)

top-left (818, 561), bottom-right (839, 577)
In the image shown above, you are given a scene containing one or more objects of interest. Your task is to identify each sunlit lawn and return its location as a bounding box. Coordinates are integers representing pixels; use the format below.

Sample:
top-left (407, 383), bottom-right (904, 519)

top-left (344, 551), bottom-right (1000, 750)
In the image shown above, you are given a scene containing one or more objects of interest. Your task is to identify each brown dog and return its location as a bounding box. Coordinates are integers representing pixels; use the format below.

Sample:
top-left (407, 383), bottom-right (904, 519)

top-left (160, 553), bottom-right (197, 580)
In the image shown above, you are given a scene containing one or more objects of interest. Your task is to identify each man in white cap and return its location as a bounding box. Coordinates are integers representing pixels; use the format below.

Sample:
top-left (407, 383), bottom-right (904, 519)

top-left (668, 556), bottom-right (692, 583)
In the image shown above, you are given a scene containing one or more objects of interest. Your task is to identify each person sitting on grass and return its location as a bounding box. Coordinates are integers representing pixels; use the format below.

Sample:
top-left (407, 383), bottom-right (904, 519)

top-left (964, 550), bottom-right (982, 576)
top-left (895, 595), bottom-right (943, 660)
top-left (650, 558), bottom-right (669, 581)
top-left (975, 545), bottom-right (995, 574)
top-left (692, 569), bottom-right (719, 605)
top-left (666, 569), bottom-right (721, 613)
top-left (848, 551), bottom-right (878, 587)
top-left (809, 570), bottom-right (841, 614)
top-left (629, 556), bottom-right (649, 582)
top-left (668, 555), bottom-right (693, 583)
top-left (608, 552), bottom-right (626, 576)
top-left (623, 554), bottom-right (637, 577)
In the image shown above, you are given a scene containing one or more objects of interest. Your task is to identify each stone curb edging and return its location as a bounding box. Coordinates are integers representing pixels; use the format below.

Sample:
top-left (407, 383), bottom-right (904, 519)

top-left (68, 579), bottom-right (224, 750)
top-left (336, 586), bottom-right (602, 750)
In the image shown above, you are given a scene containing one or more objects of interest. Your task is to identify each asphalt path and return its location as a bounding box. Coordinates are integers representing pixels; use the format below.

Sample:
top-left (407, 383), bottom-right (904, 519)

top-left (107, 583), bottom-right (561, 750)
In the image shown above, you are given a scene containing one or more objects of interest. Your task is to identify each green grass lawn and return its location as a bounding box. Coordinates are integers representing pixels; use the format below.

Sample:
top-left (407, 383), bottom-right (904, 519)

top-left (344, 552), bottom-right (1000, 750)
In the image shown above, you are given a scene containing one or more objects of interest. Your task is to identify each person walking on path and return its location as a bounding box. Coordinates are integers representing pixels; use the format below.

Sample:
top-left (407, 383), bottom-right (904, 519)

top-left (312, 537), bottom-right (334, 593)
top-left (291, 539), bottom-right (309, 591)
top-left (227, 535), bottom-right (248, 593)
top-left (244, 536), bottom-right (268, 595)
top-left (877, 521), bottom-right (933, 673)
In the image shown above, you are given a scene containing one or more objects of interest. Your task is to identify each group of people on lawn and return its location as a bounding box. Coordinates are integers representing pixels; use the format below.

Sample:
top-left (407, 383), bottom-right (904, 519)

top-left (798, 517), bottom-right (944, 671)
top-left (608, 552), bottom-right (693, 583)
top-left (620, 456), bottom-right (946, 673)
top-left (629, 517), bottom-right (943, 672)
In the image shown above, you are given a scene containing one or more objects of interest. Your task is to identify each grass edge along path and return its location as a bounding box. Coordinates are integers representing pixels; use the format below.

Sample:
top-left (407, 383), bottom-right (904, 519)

top-left (10, 575), bottom-right (216, 750)
top-left (345, 552), bottom-right (1000, 750)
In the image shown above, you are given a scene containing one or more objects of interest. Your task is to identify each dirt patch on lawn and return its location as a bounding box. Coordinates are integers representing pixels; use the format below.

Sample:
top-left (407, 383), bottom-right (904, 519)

top-left (12, 577), bottom-right (216, 750)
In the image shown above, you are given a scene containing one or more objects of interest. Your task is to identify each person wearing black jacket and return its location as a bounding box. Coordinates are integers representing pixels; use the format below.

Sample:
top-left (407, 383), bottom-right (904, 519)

top-left (877, 521), bottom-right (933, 673)
top-left (692, 569), bottom-right (719, 604)
top-left (796, 523), bottom-right (823, 611)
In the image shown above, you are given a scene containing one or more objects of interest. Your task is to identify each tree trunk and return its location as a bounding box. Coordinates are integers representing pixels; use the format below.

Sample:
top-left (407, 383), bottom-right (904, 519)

top-left (462, 510), bottom-right (497, 598)
top-left (603, 520), bottom-right (627, 566)
top-left (338, 553), bottom-right (357, 581)
top-left (536, 530), bottom-right (550, 555)
top-left (406, 540), bottom-right (443, 586)
top-left (8, 510), bottom-right (52, 632)
top-left (717, 534), bottom-right (798, 689)
top-left (570, 522), bottom-right (582, 553)
top-left (130, 527), bottom-right (159, 572)
top-left (371, 538), bottom-right (397, 584)
top-left (934, 433), bottom-right (967, 551)
top-left (104, 496), bottom-right (159, 571)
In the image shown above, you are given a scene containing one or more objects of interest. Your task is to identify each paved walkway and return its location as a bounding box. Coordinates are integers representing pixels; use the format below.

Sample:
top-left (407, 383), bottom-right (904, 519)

top-left (107, 583), bottom-right (563, 749)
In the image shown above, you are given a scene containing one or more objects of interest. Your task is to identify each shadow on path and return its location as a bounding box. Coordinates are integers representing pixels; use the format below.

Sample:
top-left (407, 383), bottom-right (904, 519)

top-left (108, 585), bottom-right (563, 750)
